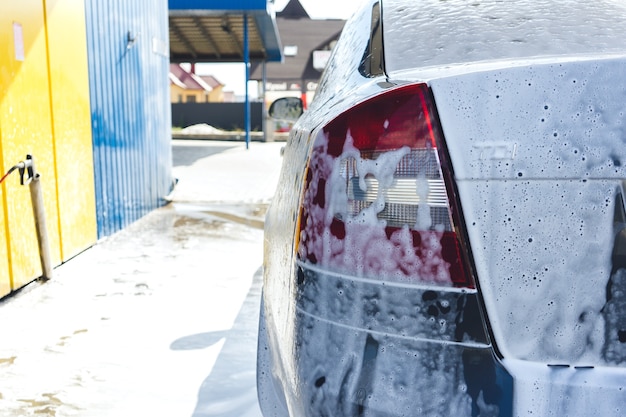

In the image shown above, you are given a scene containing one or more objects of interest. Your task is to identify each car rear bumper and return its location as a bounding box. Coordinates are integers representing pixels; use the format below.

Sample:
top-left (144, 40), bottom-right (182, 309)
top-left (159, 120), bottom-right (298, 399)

top-left (259, 263), bottom-right (514, 417)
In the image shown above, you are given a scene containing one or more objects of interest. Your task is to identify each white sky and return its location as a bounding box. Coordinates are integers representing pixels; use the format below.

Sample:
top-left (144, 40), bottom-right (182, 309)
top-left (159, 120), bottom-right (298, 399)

top-left (273, 0), bottom-right (363, 20)
top-left (195, 0), bottom-right (364, 97)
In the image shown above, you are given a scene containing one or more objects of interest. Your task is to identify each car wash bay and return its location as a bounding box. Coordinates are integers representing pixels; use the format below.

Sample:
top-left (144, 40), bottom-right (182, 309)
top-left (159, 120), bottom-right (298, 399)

top-left (0, 139), bottom-right (284, 416)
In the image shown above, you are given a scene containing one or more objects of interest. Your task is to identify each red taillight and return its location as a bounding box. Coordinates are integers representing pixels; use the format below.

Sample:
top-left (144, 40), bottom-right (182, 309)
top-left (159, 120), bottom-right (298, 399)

top-left (298, 83), bottom-right (474, 288)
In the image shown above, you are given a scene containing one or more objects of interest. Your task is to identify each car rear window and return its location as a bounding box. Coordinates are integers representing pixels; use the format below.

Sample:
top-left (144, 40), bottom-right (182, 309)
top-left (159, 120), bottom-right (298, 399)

top-left (383, 0), bottom-right (626, 74)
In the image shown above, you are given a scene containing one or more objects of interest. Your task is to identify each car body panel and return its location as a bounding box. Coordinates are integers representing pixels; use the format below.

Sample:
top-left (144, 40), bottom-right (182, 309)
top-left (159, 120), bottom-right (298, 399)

top-left (258, 0), bottom-right (626, 415)
top-left (259, 3), bottom-right (397, 414)
top-left (430, 58), bottom-right (626, 364)
top-left (429, 57), bottom-right (626, 415)
top-left (503, 359), bottom-right (626, 416)
top-left (291, 262), bottom-right (513, 416)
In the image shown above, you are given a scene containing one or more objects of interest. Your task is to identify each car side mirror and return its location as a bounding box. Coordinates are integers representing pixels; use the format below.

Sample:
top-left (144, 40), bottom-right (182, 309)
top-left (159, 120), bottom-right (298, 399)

top-left (268, 97), bottom-right (304, 122)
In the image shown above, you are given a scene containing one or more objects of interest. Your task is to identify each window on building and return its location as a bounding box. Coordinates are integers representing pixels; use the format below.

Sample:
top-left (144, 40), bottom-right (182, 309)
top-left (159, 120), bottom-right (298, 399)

top-left (284, 45), bottom-right (298, 56)
top-left (187, 95), bottom-right (196, 103)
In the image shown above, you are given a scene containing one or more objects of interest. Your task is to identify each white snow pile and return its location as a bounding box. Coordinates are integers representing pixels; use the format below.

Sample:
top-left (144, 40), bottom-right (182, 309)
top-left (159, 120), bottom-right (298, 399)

top-left (178, 124), bottom-right (226, 135)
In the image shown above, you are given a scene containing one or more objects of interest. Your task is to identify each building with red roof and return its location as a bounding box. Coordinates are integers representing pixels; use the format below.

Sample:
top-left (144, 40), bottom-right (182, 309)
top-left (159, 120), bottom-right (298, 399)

top-left (169, 63), bottom-right (226, 102)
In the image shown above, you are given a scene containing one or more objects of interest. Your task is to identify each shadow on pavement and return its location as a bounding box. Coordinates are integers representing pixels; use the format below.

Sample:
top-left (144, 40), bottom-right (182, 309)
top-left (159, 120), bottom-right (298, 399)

top-left (172, 145), bottom-right (235, 167)
top-left (170, 266), bottom-right (263, 417)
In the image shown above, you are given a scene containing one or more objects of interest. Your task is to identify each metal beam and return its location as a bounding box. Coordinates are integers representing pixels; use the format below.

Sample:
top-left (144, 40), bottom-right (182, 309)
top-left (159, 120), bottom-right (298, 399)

top-left (170, 20), bottom-right (198, 59)
top-left (191, 16), bottom-right (221, 59)
top-left (223, 15), bottom-right (244, 57)
top-left (168, 0), bottom-right (283, 63)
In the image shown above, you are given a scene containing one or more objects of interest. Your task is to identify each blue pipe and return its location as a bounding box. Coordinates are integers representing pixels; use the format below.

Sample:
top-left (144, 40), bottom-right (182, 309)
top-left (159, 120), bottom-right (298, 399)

top-left (244, 13), bottom-right (250, 149)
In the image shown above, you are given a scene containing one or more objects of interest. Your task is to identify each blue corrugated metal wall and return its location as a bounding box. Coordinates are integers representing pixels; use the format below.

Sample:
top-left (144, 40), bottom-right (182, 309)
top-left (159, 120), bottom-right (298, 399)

top-left (85, 0), bottom-right (173, 238)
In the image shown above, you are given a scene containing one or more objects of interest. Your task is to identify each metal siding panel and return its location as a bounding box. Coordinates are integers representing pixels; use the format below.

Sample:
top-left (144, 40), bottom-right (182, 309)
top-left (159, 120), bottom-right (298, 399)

top-left (0, 0), bottom-right (62, 292)
top-left (149, 3), bottom-right (174, 210)
top-left (45, 0), bottom-right (97, 261)
top-left (85, 0), bottom-right (172, 238)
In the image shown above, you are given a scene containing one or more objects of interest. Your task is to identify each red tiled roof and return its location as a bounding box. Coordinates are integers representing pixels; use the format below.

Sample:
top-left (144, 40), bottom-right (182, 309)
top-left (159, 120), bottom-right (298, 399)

top-left (200, 75), bottom-right (223, 89)
top-left (169, 64), bottom-right (215, 91)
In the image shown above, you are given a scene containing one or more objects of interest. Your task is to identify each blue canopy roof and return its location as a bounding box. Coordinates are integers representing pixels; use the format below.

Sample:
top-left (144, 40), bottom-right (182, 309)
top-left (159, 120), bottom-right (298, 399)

top-left (169, 0), bottom-right (283, 63)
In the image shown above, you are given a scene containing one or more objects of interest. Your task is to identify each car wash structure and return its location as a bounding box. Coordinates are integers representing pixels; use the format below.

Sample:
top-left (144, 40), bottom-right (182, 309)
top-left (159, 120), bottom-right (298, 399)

top-left (0, 0), bottom-right (282, 298)
top-left (168, 0), bottom-right (283, 147)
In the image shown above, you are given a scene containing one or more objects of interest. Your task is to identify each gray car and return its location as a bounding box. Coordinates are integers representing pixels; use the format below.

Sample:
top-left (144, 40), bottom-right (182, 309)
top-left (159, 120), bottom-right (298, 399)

top-left (258, 1), bottom-right (626, 415)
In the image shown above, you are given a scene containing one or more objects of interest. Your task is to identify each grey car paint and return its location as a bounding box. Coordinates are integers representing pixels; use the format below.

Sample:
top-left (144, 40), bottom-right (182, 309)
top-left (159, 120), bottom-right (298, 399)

top-left (258, 1), bottom-right (626, 416)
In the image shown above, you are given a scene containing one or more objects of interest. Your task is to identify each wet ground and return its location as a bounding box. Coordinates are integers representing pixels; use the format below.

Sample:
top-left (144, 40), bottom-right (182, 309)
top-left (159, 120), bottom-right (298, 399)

top-left (0, 140), bottom-right (284, 416)
top-left (172, 143), bottom-right (236, 167)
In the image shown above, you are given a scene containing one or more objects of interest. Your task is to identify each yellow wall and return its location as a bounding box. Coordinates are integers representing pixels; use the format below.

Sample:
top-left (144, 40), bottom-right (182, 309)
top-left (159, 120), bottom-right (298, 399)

top-left (0, 0), bottom-right (59, 291)
top-left (210, 85), bottom-right (224, 102)
top-left (0, 0), bottom-right (96, 297)
top-left (45, 0), bottom-right (97, 261)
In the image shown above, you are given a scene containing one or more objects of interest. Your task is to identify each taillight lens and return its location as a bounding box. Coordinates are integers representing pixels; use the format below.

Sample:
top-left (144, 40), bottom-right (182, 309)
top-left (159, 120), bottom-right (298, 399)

top-left (298, 83), bottom-right (474, 288)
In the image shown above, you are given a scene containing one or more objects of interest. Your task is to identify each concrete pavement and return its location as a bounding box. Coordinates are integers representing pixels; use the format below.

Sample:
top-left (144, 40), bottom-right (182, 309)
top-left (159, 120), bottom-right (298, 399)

top-left (170, 139), bottom-right (283, 205)
top-left (0, 140), bottom-right (285, 416)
